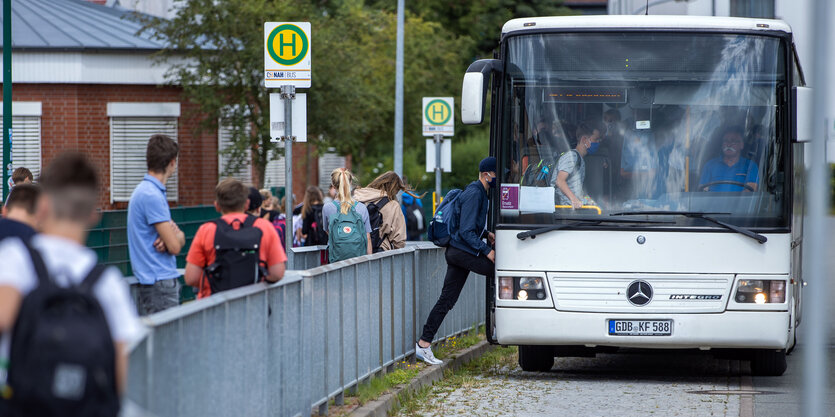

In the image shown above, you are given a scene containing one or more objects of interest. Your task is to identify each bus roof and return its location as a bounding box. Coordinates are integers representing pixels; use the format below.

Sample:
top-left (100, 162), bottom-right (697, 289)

top-left (502, 15), bottom-right (792, 36)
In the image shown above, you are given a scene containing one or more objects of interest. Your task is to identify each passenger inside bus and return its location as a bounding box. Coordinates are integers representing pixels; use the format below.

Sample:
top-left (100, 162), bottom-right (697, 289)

top-left (552, 122), bottom-right (601, 209)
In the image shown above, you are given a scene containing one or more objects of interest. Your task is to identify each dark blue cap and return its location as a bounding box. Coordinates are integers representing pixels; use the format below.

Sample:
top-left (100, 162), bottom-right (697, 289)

top-left (479, 157), bottom-right (496, 173)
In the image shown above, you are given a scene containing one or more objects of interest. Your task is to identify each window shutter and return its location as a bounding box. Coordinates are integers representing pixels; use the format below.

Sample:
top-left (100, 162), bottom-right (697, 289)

top-left (110, 117), bottom-right (178, 202)
top-left (0, 116), bottom-right (41, 200)
top-left (218, 125), bottom-right (252, 183)
top-left (318, 151), bottom-right (346, 190)
top-left (263, 150), bottom-right (285, 188)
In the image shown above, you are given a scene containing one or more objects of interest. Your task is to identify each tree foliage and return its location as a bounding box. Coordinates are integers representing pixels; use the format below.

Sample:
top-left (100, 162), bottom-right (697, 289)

top-left (136, 0), bottom-right (572, 189)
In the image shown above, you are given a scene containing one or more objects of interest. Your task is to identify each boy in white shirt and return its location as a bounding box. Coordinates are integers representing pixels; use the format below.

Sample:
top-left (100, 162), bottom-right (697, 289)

top-left (0, 153), bottom-right (142, 414)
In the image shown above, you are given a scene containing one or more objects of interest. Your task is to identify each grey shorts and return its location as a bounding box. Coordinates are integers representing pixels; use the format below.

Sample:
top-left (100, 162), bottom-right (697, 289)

top-left (137, 278), bottom-right (181, 315)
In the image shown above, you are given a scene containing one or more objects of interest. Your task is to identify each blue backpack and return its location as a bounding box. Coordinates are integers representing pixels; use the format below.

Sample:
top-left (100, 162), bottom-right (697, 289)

top-left (328, 201), bottom-right (368, 263)
top-left (427, 189), bottom-right (462, 247)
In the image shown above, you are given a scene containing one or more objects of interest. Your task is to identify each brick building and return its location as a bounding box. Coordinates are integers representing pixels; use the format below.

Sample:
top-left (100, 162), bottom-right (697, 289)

top-left (1, 0), bottom-right (342, 210)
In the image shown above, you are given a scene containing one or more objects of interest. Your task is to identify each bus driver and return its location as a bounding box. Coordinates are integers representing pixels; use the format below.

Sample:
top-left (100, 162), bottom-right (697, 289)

top-left (699, 125), bottom-right (759, 192)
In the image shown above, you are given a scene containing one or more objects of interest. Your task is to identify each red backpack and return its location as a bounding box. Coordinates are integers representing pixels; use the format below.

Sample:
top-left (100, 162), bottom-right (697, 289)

top-left (272, 215), bottom-right (286, 250)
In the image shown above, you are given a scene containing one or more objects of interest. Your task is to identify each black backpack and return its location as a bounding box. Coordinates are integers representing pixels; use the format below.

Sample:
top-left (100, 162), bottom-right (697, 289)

top-left (305, 204), bottom-right (328, 246)
top-left (6, 243), bottom-right (119, 417)
top-left (366, 197), bottom-right (390, 253)
top-left (204, 215), bottom-right (265, 294)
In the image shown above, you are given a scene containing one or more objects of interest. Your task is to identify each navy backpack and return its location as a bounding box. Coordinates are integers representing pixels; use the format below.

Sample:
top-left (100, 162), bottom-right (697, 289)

top-left (427, 189), bottom-right (462, 247)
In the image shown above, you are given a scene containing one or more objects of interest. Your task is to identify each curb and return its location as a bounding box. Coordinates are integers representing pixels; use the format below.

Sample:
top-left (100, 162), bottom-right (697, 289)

top-left (349, 340), bottom-right (494, 417)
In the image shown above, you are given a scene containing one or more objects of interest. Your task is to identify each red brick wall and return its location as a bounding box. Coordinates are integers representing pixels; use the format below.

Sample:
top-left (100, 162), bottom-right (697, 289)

top-left (2, 83), bottom-right (322, 210)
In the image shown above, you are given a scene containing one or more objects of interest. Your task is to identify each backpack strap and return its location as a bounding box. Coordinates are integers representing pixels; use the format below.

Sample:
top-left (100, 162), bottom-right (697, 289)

top-left (242, 214), bottom-right (258, 228)
top-left (21, 240), bottom-right (51, 288)
top-left (78, 264), bottom-right (109, 293)
top-left (368, 196), bottom-right (389, 211)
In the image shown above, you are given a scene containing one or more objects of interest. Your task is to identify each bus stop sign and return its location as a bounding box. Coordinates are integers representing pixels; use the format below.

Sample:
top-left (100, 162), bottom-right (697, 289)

top-left (264, 22), bottom-right (311, 88)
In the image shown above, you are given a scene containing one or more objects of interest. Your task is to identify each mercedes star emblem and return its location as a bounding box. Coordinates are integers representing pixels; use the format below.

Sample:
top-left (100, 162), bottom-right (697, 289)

top-left (627, 280), bottom-right (653, 306)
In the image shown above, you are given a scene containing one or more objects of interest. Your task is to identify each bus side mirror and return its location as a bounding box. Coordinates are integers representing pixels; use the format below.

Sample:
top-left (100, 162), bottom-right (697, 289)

top-left (792, 86), bottom-right (813, 142)
top-left (462, 59), bottom-right (501, 125)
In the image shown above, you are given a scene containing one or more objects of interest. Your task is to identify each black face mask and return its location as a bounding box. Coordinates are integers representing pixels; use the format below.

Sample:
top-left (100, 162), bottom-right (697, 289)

top-left (488, 175), bottom-right (497, 188)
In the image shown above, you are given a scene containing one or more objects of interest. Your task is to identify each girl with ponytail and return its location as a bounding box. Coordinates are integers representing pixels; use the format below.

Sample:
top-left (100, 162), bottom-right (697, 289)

top-left (322, 168), bottom-right (373, 261)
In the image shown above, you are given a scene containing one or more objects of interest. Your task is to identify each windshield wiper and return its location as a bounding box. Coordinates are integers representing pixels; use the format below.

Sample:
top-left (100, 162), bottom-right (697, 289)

top-left (517, 218), bottom-right (673, 240)
top-left (609, 211), bottom-right (767, 244)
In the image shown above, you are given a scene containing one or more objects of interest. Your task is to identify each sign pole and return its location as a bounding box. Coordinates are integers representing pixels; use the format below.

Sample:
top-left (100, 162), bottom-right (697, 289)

top-left (2, 0), bottom-right (11, 200)
top-left (803, 0), bottom-right (831, 414)
top-left (282, 85), bottom-right (295, 269)
top-left (434, 134), bottom-right (442, 204)
top-left (393, 0), bottom-right (404, 177)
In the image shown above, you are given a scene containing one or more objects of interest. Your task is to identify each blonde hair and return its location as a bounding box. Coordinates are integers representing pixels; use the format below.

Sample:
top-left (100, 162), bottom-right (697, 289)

top-left (260, 189), bottom-right (273, 208)
top-left (331, 168), bottom-right (357, 214)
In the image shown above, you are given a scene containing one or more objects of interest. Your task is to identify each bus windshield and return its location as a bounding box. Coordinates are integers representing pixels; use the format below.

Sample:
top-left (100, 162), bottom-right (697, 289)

top-left (498, 32), bottom-right (788, 229)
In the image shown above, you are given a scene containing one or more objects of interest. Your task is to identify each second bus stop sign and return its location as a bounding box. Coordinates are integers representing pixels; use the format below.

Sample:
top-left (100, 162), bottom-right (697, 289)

top-left (422, 97), bottom-right (454, 136)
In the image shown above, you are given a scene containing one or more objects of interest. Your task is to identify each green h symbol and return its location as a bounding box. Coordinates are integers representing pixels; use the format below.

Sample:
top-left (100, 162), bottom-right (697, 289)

top-left (280, 32), bottom-right (297, 56)
top-left (432, 104), bottom-right (445, 120)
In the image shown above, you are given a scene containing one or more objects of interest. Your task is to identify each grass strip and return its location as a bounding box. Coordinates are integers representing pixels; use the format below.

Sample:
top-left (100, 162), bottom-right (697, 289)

top-left (392, 345), bottom-right (518, 416)
top-left (324, 325), bottom-right (487, 416)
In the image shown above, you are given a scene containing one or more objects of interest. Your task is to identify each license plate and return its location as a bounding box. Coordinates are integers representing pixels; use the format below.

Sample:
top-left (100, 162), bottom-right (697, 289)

top-left (608, 319), bottom-right (673, 336)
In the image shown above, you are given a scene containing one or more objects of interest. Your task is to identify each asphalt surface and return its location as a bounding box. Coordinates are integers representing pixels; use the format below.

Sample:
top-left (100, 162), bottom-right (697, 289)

top-left (401, 220), bottom-right (835, 417)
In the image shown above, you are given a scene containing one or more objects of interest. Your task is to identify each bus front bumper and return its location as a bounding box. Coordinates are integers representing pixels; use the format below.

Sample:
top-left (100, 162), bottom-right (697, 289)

top-left (495, 308), bottom-right (791, 349)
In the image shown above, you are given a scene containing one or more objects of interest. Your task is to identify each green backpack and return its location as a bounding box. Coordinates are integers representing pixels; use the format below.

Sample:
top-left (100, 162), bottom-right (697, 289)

top-left (328, 201), bottom-right (368, 263)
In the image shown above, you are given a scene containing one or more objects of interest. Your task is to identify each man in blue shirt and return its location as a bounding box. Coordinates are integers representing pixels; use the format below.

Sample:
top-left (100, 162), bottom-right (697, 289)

top-left (0, 184), bottom-right (40, 242)
top-left (128, 134), bottom-right (185, 315)
top-left (699, 126), bottom-right (759, 192)
top-left (416, 157), bottom-right (496, 365)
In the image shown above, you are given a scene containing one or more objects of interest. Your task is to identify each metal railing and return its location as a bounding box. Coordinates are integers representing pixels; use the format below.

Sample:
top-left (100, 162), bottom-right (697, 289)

top-left (126, 242), bottom-right (485, 417)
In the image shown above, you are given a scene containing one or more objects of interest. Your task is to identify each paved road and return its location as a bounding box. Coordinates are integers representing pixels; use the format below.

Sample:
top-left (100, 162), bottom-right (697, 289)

top-left (407, 351), bottom-right (742, 417)
top-left (402, 220), bottom-right (835, 416)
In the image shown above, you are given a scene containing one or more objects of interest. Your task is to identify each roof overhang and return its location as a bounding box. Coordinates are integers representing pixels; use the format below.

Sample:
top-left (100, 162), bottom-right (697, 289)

top-left (0, 51), bottom-right (184, 85)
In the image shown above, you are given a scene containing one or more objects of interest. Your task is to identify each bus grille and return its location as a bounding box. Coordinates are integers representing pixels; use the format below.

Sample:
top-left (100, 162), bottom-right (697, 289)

top-left (548, 274), bottom-right (732, 313)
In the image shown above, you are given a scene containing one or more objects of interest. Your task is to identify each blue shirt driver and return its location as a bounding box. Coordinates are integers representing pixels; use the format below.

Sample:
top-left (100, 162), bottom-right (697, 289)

top-left (699, 127), bottom-right (759, 192)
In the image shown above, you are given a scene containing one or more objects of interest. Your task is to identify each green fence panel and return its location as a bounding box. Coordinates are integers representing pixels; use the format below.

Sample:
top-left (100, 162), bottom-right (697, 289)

top-left (85, 205), bottom-right (220, 302)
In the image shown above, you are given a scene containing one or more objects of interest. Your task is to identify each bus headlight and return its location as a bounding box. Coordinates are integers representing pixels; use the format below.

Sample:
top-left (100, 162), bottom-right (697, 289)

top-left (498, 276), bottom-right (547, 300)
top-left (735, 279), bottom-right (786, 303)
top-left (519, 277), bottom-right (544, 290)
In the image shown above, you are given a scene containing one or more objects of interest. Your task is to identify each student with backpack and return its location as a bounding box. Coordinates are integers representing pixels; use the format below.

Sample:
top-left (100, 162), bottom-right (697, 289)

top-left (416, 157), bottom-right (497, 365)
top-left (355, 171), bottom-right (422, 252)
top-left (322, 168), bottom-right (372, 262)
top-left (184, 179), bottom-right (287, 299)
top-left (553, 122), bottom-right (601, 209)
top-left (300, 186), bottom-right (327, 247)
top-left (0, 153), bottom-right (142, 416)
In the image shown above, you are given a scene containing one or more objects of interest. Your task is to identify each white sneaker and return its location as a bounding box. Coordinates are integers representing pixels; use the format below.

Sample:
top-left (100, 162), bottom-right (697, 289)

top-left (415, 343), bottom-right (443, 365)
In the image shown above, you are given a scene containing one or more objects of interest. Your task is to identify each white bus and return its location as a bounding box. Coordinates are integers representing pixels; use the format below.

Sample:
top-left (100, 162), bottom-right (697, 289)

top-left (461, 15), bottom-right (811, 376)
